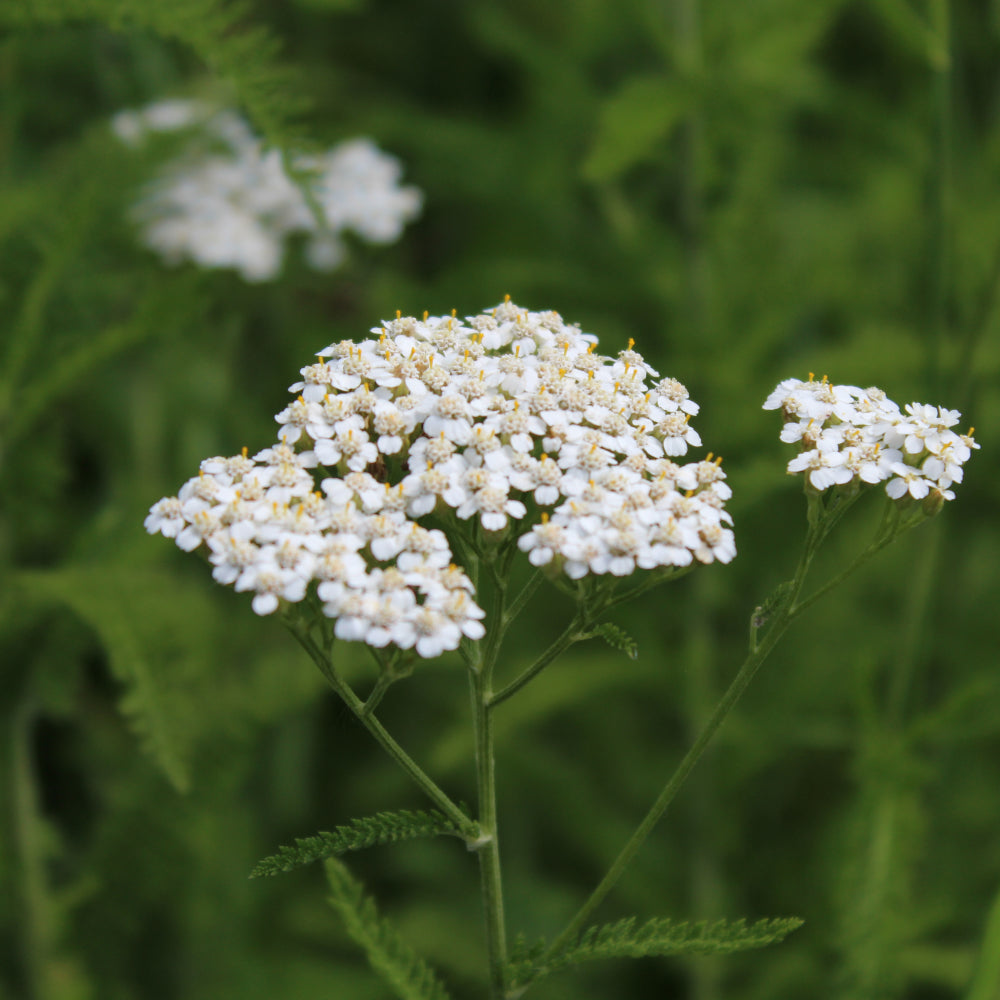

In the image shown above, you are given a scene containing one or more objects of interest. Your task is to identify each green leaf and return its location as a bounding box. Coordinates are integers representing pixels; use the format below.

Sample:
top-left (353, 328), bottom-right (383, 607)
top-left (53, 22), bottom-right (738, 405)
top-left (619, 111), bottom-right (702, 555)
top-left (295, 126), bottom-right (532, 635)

top-left (18, 568), bottom-right (210, 792)
top-left (963, 883), bottom-right (1000, 1000)
top-left (4, 276), bottom-right (205, 449)
top-left (508, 916), bottom-right (804, 988)
top-left (1, 0), bottom-right (307, 146)
top-left (590, 623), bottom-right (639, 660)
top-left (251, 809), bottom-right (468, 877)
top-left (869, 0), bottom-right (945, 68)
top-left (583, 74), bottom-right (688, 182)
top-left (325, 858), bottom-right (453, 1000)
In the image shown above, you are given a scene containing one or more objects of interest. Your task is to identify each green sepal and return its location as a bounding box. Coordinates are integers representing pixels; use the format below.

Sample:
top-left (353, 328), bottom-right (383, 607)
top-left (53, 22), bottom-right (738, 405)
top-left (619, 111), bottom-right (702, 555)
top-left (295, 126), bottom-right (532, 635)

top-left (508, 915), bottom-right (804, 989)
top-left (325, 858), bottom-right (453, 1000)
top-left (251, 809), bottom-right (468, 877)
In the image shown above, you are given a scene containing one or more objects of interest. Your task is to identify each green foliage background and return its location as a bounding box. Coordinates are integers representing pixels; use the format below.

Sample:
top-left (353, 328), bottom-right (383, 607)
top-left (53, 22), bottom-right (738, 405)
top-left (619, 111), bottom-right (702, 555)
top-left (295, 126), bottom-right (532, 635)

top-left (1, 0), bottom-right (998, 997)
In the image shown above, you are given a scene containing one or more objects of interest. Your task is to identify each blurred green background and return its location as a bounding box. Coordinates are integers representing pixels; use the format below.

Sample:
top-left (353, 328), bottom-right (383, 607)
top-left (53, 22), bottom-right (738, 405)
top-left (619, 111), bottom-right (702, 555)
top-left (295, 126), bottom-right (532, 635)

top-left (1, 1), bottom-right (998, 997)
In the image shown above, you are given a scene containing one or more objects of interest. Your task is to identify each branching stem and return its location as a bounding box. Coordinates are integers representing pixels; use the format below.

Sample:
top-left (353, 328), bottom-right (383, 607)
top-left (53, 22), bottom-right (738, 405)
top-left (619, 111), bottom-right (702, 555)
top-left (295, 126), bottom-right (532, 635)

top-left (541, 490), bottom-right (904, 963)
top-left (489, 611), bottom-right (588, 708)
top-left (285, 623), bottom-right (473, 835)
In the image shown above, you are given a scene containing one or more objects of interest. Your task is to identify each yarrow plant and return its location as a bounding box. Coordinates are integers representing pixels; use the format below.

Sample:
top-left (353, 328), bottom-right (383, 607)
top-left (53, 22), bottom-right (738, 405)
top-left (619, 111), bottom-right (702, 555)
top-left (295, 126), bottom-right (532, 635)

top-left (147, 303), bottom-right (977, 999)
top-left (113, 99), bottom-right (422, 281)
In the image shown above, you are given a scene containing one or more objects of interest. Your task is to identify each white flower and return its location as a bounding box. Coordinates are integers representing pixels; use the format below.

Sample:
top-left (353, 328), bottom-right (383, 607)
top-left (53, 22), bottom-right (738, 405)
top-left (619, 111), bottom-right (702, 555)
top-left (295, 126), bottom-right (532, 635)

top-left (885, 462), bottom-right (932, 500)
top-left (766, 375), bottom-right (976, 502)
top-left (116, 102), bottom-right (421, 281)
top-left (144, 497), bottom-right (186, 538)
top-left (149, 299), bottom-right (737, 653)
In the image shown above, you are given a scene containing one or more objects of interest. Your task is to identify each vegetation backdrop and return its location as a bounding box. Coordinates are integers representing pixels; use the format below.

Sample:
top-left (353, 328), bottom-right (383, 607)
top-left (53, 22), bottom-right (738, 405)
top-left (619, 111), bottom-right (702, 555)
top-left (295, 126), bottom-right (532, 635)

top-left (1, 1), bottom-right (998, 998)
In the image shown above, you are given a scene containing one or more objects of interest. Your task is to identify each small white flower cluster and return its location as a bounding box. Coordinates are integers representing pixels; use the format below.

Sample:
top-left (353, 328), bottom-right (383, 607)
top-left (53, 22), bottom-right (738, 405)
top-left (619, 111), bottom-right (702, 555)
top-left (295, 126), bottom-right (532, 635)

top-left (145, 443), bottom-right (485, 658)
top-left (147, 301), bottom-right (734, 654)
top-left (764, 376), bottom-right (978, 500)
top-left (113, 99), bottom-right (422, 282)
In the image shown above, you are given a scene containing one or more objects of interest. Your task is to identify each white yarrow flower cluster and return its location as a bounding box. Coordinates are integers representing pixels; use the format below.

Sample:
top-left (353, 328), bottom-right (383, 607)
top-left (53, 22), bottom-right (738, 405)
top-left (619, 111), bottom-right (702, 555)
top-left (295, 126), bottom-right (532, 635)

top-left (764, 376), bottom-right (979, 501)
top-left (113, 99), bottom-right (422, 282)
top-left (147, 301), bottom-right (734, 654)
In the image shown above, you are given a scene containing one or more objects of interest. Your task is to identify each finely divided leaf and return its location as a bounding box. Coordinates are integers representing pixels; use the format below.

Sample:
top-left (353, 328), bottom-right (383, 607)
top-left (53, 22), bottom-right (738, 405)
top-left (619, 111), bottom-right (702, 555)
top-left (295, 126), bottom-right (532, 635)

top-left (508, 916), bottom-right (804, 988)
top-left (325, 858), bottom-right (453, 1000)
top-left (18, 568), bottom-right (203, 791)
top-left (251, 809), bottom-right (467, 877)
top-left (592, 623), bottom-right (639, 660)
top-left (1, 0), bottom-right (306, 146)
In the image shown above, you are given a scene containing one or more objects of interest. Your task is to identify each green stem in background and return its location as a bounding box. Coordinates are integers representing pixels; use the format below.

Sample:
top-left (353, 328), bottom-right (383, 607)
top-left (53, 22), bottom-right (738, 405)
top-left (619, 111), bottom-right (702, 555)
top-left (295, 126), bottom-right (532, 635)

top-left (285, 623), bottom-right (474, 836)
top-left (12, 697), bottom-right (56, 1000)
top-left (964, 877), bottom-right (1000, 1000)
top-left (673, 0), bottom-right (709, 344)
top-left (928, 0), bottom-right (952, 397)
top-left (887, 517), bottom-right (942, 727)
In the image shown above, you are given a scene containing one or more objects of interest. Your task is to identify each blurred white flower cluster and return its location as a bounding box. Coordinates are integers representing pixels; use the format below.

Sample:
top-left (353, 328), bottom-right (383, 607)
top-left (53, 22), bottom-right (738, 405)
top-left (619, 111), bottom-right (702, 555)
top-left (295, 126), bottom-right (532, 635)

top-left (113, 99), bottom-right (422, 281)
top-left (764, 376), bottom-right (978, 500)
top-left (146, 300), bottom-right (734, 654)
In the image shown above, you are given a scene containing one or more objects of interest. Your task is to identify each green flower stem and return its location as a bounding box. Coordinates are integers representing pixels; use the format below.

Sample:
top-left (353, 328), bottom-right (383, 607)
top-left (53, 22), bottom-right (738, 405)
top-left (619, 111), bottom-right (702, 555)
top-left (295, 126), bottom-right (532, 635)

top-left (542, 513), bottom-right (828, 963)
top-left (360, 670), bottom-right (395, 718)
top-left (791, 538), bottom-right (890, 622)
top-left (543, 603), bottom-right (798, 960)
top-left (491, 569), bottom-right (694, 709)
top-left (598, 565), bottom-right (694, 615)
top-left (488, 609), bottom-right (588, 709)
top-left (471, 667), bottom-right (508, 999)
top-left (286, 624), bottom-right (474, 835)
top-left (470, 540), bottom-right (517, 998)
top-left (790, 500), bottom-right (919, 622)
top-left (503, 568), bottom-right (544, 628)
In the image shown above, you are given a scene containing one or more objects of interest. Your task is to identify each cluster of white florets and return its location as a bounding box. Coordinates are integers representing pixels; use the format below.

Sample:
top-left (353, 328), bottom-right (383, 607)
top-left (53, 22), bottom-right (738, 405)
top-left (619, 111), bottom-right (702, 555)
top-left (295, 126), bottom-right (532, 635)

top-left (146, 301), bottom-right (734, 654)
top-left (113, 99), bottom-right (422, 281)
top-left (764, 376), bottom-right (978, 500)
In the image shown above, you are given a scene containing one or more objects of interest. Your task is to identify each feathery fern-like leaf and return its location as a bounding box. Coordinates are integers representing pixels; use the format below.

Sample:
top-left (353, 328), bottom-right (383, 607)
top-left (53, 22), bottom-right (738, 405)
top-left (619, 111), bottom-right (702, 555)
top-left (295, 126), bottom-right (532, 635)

top-left (2, 0), bottom-right (307, 146)
top-left (508, 916), bottom-right (804, 988)
top-left (325, 858), bottom-right (453, 1000)
top-left (17, 568), bottom-right (219, 792)
top-left (251, 809), bottom-right (468, 878)
top-left (591, 623), bottom-right (639, 660)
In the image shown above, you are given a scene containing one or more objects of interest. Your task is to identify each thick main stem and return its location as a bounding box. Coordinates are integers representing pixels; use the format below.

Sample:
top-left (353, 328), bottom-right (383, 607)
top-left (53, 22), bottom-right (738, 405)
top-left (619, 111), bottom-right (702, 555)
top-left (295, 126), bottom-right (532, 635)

top-left (471, 669), bottom-right (508, 999)
top-left (471, 548), bottom-right (513, 998)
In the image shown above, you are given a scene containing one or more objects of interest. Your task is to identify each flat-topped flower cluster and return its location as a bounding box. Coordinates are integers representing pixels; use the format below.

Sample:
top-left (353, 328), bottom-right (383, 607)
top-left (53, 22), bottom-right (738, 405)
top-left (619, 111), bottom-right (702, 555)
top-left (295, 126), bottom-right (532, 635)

top-left (764, 376), bottom-right (978, 500)
top-left (113, 99), bottom-right (422, 281)
top-left (146, 301), bottom-right (734, 654)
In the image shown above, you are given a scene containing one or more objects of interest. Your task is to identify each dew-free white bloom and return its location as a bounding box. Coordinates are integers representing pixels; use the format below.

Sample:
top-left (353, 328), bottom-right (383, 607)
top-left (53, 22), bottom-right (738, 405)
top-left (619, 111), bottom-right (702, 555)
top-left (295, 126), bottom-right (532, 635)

top-left (147, 301), bottom-right (735, 655)
top-left (114, 100), bottom-right (422, 281)
top-left (765, 375), bottom-right (978, 501)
